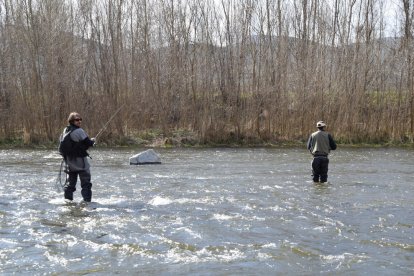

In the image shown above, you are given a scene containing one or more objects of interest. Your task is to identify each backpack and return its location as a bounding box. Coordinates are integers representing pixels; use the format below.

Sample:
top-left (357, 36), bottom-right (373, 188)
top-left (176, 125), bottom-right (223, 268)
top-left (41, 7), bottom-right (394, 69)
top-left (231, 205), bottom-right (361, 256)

top-left (58, 128), bottom-right (75, 157)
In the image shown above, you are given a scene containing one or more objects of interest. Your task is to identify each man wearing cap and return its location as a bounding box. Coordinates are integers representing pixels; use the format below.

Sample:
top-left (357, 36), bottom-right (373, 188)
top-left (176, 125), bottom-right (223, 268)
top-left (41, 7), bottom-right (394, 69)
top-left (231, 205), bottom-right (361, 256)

top-left (307, 121), bottom-right (337, 183)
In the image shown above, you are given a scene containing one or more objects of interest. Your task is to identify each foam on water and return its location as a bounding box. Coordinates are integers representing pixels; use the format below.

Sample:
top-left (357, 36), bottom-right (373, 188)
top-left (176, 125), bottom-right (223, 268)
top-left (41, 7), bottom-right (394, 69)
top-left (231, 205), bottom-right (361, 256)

top-left (149, 196), bottom-right (173, 206)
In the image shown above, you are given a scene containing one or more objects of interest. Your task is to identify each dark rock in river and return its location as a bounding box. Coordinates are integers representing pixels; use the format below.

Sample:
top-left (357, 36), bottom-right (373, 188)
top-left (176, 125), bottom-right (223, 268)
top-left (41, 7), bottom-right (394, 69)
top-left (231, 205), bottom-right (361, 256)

top-left (129, 149), bottom-right (161, 165)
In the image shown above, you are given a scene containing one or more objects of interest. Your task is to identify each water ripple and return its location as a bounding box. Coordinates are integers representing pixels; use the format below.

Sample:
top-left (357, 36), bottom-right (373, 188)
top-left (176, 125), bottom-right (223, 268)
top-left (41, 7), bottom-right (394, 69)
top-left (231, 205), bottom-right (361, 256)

top-left (0, 148), bottom-right (413, 274)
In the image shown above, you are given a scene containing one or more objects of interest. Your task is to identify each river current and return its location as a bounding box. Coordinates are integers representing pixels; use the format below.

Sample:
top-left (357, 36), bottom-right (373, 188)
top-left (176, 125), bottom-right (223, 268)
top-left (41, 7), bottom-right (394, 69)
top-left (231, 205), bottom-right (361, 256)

top-left (0, 147), bottom-right (413, 275)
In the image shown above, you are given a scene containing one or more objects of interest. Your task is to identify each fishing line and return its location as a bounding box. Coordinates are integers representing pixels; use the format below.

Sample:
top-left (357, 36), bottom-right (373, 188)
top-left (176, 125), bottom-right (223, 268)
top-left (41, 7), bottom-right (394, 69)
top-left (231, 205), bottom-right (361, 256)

top-left (94, 104), bottom-right (125, 141)
top-left (55, 159), bottom-right (68, 192)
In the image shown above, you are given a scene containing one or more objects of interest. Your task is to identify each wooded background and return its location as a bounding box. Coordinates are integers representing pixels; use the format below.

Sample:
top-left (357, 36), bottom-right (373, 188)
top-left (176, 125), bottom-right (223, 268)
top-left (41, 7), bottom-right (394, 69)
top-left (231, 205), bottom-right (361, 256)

top-left (0, 0), bottom-right (413, 145)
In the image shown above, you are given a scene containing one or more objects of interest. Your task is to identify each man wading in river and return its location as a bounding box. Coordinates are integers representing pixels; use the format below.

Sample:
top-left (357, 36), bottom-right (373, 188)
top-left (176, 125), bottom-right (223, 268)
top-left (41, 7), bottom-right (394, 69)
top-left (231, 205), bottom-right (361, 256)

top-left (59, 112), bottom-right (95, 202)
top-left (307, 121), bottom-right (337, 183)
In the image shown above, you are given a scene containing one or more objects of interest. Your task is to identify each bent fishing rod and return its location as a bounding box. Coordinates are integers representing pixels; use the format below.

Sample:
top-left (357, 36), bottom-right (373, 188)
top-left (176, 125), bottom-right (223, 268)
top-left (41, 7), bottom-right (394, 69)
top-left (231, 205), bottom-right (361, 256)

top-left (94, 104), bottom-right (125, 141)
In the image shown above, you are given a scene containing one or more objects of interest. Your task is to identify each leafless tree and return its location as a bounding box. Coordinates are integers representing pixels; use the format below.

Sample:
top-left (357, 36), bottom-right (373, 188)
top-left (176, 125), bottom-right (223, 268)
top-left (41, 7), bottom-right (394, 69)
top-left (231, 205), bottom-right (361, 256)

top-left (0, 0), bottom-right (411, 145)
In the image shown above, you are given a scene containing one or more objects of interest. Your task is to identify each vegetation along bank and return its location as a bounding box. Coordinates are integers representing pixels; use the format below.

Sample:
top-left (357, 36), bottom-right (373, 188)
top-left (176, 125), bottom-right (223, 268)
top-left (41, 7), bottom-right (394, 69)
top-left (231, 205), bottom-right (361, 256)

top-left (1, 1), bottom-right (414, 146)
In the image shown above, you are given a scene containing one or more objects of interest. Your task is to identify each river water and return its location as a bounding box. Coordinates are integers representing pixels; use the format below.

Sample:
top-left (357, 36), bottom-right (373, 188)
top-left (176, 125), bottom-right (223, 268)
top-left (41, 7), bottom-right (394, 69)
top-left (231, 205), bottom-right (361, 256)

top-left (0, 147), bottom-right (413, 275)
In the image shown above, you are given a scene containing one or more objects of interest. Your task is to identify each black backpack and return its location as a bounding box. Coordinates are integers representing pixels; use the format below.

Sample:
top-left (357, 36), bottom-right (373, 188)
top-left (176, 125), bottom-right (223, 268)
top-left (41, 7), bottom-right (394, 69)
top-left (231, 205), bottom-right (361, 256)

top-left (58, 128), bottom-right (75, 157)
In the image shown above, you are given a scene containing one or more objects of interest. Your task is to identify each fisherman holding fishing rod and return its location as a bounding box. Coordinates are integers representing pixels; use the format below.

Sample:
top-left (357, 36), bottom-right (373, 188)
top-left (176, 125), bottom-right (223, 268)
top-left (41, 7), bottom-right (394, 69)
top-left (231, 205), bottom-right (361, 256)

top-left (58, 106), bottom-right (124, 203)
top-left (59, 112), bottom-right (96, 203)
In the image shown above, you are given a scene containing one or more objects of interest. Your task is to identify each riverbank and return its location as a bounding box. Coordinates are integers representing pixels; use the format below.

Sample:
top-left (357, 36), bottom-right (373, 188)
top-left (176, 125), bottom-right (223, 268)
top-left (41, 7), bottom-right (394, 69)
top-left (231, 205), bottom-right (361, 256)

top-left (1, 134), bottom-right (413, 150)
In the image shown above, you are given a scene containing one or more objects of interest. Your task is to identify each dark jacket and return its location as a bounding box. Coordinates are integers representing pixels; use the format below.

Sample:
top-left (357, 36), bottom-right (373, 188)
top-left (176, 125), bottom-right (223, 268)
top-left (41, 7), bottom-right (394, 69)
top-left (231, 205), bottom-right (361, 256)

top-left (62, 124), bottom-right (94, 158)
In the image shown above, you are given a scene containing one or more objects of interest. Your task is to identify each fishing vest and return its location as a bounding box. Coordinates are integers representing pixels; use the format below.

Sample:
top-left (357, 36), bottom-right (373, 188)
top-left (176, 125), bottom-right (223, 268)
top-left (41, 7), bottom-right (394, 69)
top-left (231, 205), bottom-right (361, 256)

top-left (310, 130), bottom-right (331, 156)
top-left (59, 125), bottom-right (89, 158)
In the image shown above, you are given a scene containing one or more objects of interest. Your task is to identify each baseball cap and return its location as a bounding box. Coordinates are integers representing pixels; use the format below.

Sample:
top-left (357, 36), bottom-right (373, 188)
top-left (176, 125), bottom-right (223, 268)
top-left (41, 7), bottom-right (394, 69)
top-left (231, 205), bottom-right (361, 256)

top-left (316, 121), bottom-right (326, 127)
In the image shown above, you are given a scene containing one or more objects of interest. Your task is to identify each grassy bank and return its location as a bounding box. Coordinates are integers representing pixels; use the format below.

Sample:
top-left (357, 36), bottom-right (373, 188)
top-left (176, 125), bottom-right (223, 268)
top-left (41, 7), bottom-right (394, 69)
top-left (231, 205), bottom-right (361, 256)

top-left (1, 129), bottom-right (413, 150)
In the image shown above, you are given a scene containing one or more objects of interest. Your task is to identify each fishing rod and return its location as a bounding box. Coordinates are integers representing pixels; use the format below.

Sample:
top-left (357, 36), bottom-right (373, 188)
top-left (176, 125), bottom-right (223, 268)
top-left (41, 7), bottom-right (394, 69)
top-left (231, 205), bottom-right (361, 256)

top-left (94, 104), bottom-right (125, 141)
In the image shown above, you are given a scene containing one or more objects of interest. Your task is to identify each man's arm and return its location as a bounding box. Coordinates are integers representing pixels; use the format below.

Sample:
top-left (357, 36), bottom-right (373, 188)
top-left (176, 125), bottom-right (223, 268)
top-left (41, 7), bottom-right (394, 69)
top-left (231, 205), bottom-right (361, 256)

top-left (80, 137), bottom-right (95, 149)
top-left (328, 134), bottom-right (337, 150)
top-left (307, 135), bottom-right (313, 152)
top-left (72, 128), bottom-right (95, 150)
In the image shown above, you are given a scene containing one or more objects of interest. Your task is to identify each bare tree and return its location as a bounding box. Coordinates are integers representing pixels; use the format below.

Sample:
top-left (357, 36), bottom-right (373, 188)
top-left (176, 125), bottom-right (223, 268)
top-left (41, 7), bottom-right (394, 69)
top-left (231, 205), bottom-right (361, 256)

top-left (0, 0), bottom-right (412, 145)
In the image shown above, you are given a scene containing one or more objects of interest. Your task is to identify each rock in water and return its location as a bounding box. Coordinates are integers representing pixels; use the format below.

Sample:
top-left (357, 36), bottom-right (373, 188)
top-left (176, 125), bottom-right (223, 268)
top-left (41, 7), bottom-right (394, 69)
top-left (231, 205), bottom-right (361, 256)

top-left (129, 149), bottom-right (161, 165)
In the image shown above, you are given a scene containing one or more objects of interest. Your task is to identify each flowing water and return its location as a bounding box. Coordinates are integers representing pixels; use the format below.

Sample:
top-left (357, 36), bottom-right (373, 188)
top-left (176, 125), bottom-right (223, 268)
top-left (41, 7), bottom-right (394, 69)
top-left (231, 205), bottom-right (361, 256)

top-left (0, 147), bottom-right (413, 275)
